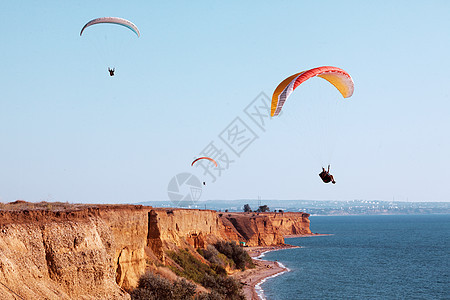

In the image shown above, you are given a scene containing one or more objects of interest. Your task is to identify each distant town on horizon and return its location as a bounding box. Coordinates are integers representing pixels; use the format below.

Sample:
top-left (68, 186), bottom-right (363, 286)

top-left (137, 199), bottom-right (450, 216)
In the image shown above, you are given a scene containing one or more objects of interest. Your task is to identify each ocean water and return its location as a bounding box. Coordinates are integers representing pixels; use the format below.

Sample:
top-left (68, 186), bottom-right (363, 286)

top-left (260, 215), bottom-right (449, 300)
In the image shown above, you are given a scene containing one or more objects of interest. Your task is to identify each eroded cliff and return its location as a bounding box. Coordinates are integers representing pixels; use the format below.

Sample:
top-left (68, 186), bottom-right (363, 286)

top-left (0, 203), bottom-right (311, 299)
top-left (219, 211), bottom-right (311, 246)
top-left (0, 206), bottom-right (128, 299)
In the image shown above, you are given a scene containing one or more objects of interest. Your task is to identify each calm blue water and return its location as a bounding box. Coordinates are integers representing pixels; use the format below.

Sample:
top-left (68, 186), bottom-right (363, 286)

top-left (261, 215), bottom-right (449, 300)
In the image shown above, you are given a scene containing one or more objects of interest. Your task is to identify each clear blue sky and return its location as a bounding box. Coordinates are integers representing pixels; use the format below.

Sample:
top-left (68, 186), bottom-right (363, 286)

top-left (1, 1), bottom-right (449, 203)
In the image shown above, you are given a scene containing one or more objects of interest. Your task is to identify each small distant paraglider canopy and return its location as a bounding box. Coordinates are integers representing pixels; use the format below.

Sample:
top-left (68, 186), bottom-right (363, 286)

top-left (80, 17), bottom-right (140, 37)
top-left (271, 66), bottom-right (354, 117)
top-left (191, 157), bottom-right (218, 167)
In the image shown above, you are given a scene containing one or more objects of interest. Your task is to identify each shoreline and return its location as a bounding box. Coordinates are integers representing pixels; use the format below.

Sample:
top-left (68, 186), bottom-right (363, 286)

top-left (284, 233), bottom-right (332, 238)
top-left (232, 245), bottom-right (299, 300)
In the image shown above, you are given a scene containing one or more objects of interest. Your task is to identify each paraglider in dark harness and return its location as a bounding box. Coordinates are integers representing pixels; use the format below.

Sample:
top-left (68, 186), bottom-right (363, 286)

top-left (319, 165), bottom-right (336, 184)
top-left (108, 68), bottom-right (115, 76)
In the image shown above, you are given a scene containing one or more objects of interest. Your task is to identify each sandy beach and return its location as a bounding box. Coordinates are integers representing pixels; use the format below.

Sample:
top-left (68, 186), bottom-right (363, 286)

top-left (232, 245), bottom-right (299, 300)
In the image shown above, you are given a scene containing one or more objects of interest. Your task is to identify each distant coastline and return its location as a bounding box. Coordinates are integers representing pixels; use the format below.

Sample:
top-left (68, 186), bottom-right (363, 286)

top-left (137, 199), bottom-right (450, 216)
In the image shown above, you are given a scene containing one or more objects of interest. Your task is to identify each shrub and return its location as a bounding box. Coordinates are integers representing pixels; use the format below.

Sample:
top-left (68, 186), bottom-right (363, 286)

top-left (256, 205), bottom-right (270, 212)
top-left (167, 248), bottom-right (245, 300)
top-left (243, 204), bottom-right (252, 212)
top-left (201, 274), bottom-right (244, 300)
top-left (131, 272), bottom-right (196, 300)
top-left (172, 278), bottom-right (197, 299)
top-left (213, 241), bottom-right (254, 270)
top-left (167, 249), bottom-right (216, 284)
top-left (210, 263), bottom-right (227, 276)
top-left (198, 245), bottom-right (235, 271)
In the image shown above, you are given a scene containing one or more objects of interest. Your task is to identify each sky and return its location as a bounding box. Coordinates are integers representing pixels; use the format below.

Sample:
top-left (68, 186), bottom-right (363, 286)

top-left (0, 1), bottom-right (449, 204)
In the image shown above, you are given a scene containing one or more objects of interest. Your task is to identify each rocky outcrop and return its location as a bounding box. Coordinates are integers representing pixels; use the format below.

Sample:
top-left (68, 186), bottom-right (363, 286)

top-left (218, 212), bottom-right (311, 246)
top-left (261, 212), bottom-right (311, 236)
top-left (0, 207), bottom-right (129, 299)
top-left (97, 206), bottom-right (149, 291)
top-left (0, 204), bottom-right (311, 299)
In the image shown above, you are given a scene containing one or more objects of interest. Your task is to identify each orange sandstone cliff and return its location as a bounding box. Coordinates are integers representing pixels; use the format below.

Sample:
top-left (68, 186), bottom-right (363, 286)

top-left (219, 211), bottom-right (311, 246)
top-left (0, 204), bottom-right (311, 299)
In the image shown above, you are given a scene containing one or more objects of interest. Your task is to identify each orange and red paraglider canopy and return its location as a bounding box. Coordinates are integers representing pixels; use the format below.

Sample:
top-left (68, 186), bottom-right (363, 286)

top-left (191, 157), bottom-right (218, 167)
top-left (271, 66), bottom-right (354, 117)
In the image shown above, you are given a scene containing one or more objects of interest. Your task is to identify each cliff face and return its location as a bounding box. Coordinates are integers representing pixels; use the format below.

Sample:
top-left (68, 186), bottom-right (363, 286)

top-left (260, 212), bottom-right (311, 236)
top-left (147, 209), bottom-right (222, 261)
top-left (0, 208), bottom-right (129, 299)
top-left (0, 205), bottom-right (311, 299)
top-left (97, 207), bottom-right (149, 291)
top-left (219, 212), bottom-right (311, 246)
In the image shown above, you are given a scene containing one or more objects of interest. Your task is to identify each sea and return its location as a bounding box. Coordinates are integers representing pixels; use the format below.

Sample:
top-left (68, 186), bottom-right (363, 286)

top-left (258, 215), bottom-right (449, 300)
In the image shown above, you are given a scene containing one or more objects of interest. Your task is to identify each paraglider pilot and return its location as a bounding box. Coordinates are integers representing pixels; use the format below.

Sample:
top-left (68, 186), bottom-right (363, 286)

top-left (319, 165), bottom-right (336, 184)
top-left (108, 68), bottom-right (115, 76)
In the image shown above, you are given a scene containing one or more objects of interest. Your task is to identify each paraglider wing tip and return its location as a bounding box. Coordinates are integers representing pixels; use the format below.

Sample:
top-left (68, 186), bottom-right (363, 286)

top-left (80, 25), bottom-right (89, 36)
